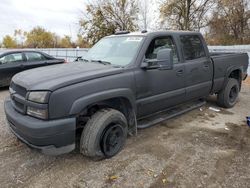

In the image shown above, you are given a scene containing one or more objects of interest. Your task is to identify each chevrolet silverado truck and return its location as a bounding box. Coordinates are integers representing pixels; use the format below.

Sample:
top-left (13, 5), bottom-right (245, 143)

top-left (4, 31), bottom-right (249, 158)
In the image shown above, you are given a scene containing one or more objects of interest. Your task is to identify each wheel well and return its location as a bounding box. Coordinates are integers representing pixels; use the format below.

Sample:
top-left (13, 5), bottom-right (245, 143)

top-left (77, 97), bottom-right (136, 135)
top-left (229, 69), bottom-right (242, 89)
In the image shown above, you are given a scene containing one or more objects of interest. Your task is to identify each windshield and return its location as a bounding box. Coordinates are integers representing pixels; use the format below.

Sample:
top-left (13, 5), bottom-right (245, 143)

top-left (85, 36), bottom-right (144, 66)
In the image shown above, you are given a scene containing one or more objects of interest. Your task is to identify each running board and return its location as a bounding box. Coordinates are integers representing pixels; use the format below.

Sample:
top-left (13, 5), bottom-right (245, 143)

top-left (137, 100), bottom-right (206, 129)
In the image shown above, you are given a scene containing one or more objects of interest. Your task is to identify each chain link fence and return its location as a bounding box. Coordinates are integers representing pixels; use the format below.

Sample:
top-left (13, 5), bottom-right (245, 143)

top-left (0, 46), bottom-right (249, 73)
top-left (38, 48), bottom-right (88, 62)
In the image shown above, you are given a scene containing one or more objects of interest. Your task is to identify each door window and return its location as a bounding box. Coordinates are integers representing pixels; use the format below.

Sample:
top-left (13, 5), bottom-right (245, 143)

top-left (145, 36), bottom-right (179, 64)
top-left (0, 53), bottom-right (23, 64)
top-left (25, 52), bottom-right (45, 61)
top-left (180, 35), bottom-right (206, 60)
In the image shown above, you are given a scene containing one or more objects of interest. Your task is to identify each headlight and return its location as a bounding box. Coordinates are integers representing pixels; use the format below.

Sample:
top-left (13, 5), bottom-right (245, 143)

top-left (27, 106), bottom-right (48, 119)
top-left (28, 91), bottom-right (50, 103)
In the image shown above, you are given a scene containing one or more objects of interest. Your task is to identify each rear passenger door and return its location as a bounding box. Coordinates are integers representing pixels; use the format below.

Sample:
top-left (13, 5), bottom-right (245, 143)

top-left (23, 52), bottom-right (48, 70)
top-left (180, 35), bottom-right (213, 100)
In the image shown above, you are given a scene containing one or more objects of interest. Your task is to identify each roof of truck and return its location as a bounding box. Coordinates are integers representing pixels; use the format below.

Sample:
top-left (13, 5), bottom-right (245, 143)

top-left (109, 30), bottom-right (200, 37)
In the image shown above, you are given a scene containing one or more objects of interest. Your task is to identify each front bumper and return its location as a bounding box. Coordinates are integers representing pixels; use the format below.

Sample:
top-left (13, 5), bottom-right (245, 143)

top-left (4, 99), bottom-right (76, 155)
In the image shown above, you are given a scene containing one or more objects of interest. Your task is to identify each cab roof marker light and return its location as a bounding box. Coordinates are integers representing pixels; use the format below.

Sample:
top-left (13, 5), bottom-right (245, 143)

top-left (115, 31), bottom-right (130, 35)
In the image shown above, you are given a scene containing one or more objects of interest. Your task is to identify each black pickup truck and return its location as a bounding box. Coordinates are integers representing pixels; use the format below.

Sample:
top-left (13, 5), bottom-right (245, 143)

top-left (4, 31), bottom-right (249, 158)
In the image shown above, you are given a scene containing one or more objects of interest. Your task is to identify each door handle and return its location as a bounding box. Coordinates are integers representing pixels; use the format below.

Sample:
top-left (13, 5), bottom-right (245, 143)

top-left (204, 65), bottom-right (209, 68)
top-left (176, 69), bottom-right (184, 75)
top-left (203, 65), bottom-right (210, 71)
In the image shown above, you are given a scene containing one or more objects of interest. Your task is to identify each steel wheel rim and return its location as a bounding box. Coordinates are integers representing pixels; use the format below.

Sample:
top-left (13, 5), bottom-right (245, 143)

top-left (229, 85), bottom-right (238, 103)
top-left (101, 124), bottom-right (124, 157)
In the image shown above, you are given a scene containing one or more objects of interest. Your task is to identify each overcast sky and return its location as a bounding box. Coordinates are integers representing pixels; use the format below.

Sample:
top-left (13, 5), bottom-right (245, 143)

top-left (0, 0), bottom-right (161, 42)
top-left (0, 0), bottom-right (85, 40)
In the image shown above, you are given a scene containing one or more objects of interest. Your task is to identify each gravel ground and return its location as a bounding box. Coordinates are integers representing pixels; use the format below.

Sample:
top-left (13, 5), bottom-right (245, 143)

top-left (244, 77), bottom-right (250, 85)
top-left (0, 84), bottom-right (250, 188)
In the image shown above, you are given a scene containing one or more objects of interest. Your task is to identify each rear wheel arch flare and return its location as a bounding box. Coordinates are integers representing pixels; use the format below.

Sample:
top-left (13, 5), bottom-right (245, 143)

top-left (228, 69), bottom-right (242, 90)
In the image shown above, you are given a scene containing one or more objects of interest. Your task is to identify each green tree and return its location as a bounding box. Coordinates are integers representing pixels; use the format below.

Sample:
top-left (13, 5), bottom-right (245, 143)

top-left (79, 0), bottom-right (139, 45)
top-left (51, 33), bottom-right (61, 48)
top-left (160, 0), bottom-right (214, 30)
top-left (59, 35), bottom-right (73, 48)
top-left (25, 26), bottom-right (55, 48)
top-left (2, 35), bottom-right (17, 48)
top-left (76, 34), bottom-right (90, 48)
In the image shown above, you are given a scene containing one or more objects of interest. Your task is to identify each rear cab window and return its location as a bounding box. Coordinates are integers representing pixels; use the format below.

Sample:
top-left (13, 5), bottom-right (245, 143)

top-left (180, 35), bottom-right (206, 61)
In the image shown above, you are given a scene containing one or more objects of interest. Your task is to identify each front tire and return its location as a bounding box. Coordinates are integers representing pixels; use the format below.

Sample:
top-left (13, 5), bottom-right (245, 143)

top-left (217, 78), bottom-right (240, 108)
top-left (80, 108), bottom-right (128, 159)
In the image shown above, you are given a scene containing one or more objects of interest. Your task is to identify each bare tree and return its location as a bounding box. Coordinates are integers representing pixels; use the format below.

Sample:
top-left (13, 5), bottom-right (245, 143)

top-left (159, 0), bottom-right (214, 31)
top-left (138, 0), bottom-right (149, 30)
top-left (138, 0), bottom-right (162, 31)
top-left (79, 0), bottom-right (139, 45)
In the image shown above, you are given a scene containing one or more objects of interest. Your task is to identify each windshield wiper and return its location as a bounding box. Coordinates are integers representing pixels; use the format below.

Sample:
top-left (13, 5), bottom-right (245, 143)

top-left (91, 59), bottom-right (111, 65)
top-left (75, 57), bottom-right (90, 62)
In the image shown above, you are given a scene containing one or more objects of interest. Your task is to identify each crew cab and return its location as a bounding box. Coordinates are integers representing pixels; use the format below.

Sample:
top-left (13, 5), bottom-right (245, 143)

top-left (4, 31), bottom-right (249, 158)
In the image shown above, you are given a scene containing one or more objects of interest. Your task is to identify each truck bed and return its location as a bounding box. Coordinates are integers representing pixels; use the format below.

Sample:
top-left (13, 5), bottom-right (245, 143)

top-left (209, 52), bottom-right (239, 57)
top-left (210, 52), bottom-right (249, 93)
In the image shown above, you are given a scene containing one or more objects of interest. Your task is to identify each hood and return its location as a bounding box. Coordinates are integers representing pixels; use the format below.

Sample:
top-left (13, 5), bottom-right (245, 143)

top-left (12, 62), bottom-right (123, 91)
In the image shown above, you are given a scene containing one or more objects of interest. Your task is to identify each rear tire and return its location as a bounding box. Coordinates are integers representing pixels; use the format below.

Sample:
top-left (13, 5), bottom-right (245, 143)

top-left (217, 78), bottom-right (240, 108)
top-left (80, 108), bottom-right (128, 159)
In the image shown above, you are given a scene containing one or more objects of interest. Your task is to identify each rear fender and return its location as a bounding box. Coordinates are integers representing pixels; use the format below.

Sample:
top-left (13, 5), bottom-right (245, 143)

top-left (222, 66), bottom-right (243, 90)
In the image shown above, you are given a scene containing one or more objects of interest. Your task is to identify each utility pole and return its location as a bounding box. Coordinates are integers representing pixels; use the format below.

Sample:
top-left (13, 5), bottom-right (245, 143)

top-left (143, 0), bottom-right (148, 30)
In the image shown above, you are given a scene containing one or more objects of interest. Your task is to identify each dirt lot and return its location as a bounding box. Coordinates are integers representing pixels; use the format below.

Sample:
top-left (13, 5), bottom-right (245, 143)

top-left (0, 83), bottom-right (250, 188)
top-left (244, 76), bottom-right (250, 85)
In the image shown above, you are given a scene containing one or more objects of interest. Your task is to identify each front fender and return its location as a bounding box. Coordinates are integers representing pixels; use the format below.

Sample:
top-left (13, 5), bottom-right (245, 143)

top-left (69, 88), bottom-right (136, 115)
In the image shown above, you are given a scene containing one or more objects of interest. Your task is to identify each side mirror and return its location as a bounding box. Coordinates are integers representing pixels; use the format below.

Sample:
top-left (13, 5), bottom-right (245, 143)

top-left (142, 49), bottom-right (173, 70)
top-left (156, 48), bottom-right (173, 70)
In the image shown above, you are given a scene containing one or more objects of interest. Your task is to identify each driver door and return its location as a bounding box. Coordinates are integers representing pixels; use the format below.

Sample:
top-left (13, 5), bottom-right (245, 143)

top-left (135, 36), bottom-right (186, 118)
